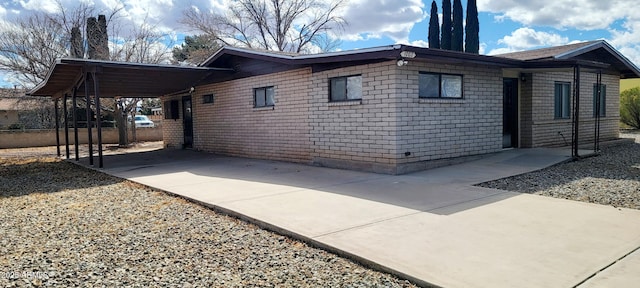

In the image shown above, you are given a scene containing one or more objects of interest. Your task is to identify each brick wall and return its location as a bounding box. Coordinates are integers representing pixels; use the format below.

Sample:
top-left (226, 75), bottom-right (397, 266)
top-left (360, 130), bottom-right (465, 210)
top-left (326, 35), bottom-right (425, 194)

top-left (309, 61), bottom-right (400, 173)
top-left (394, 62), bottom-right (504, 173)
top-left (309, 60), bottom-right (504, 174)
top-left (162, 60), bottom-right (623, 174)
top-left (525, 71), bottom-right (619, 147)
top-left (162, 95), bottom-right (184, 149)
top-left (189, 68), bottom-right (312, 163)
top-left (0, 127), bottom-right (162, 148)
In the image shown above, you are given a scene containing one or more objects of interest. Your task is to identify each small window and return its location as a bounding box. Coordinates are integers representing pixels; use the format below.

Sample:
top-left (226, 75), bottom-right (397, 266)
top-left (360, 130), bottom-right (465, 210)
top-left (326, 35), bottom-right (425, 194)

top-left (164, 100), bottom-right (179, 119)
top-left (593, 84), bottom-right (606, 117)
top-left (254, 86), bottom-right (274, 108)
top-left (203, 94), bottom-right (214, 104)
top-left (554, 82), bottom-right (571, 119)
top-left (329, 75), bottom-right (362, 102)
top-left (419, 72), bottom-right (463, 98)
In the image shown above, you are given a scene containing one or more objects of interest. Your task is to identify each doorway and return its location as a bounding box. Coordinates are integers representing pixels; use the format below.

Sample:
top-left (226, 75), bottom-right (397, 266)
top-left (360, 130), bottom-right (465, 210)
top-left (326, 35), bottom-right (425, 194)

top-left (503, 78), bottom-right (518, 148)
top-left (182, 96), bottom-right (193, 148)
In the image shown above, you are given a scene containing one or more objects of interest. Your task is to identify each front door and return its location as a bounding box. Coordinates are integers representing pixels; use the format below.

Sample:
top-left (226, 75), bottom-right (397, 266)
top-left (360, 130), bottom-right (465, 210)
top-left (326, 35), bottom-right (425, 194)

top-left (503, 78), bottom-right (518, 148)
top-left (182, 96), bottom-right (193, 148)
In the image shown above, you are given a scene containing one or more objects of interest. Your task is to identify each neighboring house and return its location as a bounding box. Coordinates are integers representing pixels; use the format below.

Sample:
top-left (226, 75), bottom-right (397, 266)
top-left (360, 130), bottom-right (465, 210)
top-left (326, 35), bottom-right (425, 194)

top-left (28, 40), bottom-right (640, 173)
top-left (0, 88), bottom-right (28, 129)
top-left (0, 98), bottom-right (20, 129)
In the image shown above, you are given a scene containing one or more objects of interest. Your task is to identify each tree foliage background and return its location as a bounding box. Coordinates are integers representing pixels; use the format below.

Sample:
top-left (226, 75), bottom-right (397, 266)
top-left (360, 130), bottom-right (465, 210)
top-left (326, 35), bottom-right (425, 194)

top-left (0, 1), bottom-right (169, 145)
top-left (621, 87), bottom-right (640, 129)
top-left (180, 0), bottom-right (346, 54)
top-left (428, 1), bottom-right (440, 49)
top-left (430, 0), bottom-right (479, 53)
top-left (172, 34), bottom-right (220, 65)
top-left (0, 0), bottom-right (173, 88)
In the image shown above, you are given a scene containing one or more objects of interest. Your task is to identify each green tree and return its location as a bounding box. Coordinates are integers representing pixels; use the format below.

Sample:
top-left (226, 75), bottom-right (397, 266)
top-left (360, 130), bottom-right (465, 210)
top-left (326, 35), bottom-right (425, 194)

top-left (621, 87), bottom-right (640, 129)
top-left (441, 0), bottom-right (452, 50)
top-left (465, 0), bottom-right (479, 54)
top-left (428, 1), bottom-right (440, 49)
top-left (172, 34), bottom-right (220, 65)
top-left (452, 0), bottom-right (463, 51)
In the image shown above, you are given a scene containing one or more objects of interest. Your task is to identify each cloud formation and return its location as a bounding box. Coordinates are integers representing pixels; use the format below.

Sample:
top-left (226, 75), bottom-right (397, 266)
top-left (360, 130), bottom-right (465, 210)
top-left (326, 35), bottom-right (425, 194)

top-left (480, 0), bottom-right (640, 64)
top-left (479, 0), bottom-right (636, 30)
top-left (338, 0), bottom-right (425, 42)
top-left (489, 27), bottom-right (568, 54)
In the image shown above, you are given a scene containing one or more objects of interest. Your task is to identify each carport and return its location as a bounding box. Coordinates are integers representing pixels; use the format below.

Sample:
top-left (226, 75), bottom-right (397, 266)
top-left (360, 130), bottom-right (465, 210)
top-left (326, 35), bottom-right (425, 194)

top-left (28, 58), bottom-right (231, 167)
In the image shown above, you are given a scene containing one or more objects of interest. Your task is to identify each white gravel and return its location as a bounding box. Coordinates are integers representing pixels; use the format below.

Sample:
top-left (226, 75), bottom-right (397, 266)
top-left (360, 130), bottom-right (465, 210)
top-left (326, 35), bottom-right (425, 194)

top-left (0, 155), bottom-right (417, 287)
top-left (478, 132), bottom-right (640, 210)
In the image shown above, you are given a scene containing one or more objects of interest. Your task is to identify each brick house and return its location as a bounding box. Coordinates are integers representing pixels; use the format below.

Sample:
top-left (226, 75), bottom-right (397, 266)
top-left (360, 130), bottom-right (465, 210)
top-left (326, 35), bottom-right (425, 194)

top-left (160, 40), bottom-right (639, 174)
top-left (28, 40), bottom-right (639, 172)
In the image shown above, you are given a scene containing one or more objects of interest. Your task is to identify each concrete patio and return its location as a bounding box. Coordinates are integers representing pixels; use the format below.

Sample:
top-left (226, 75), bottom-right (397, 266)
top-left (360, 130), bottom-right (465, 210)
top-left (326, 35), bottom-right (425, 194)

top-left (74, 148), bottom-right (640, 287)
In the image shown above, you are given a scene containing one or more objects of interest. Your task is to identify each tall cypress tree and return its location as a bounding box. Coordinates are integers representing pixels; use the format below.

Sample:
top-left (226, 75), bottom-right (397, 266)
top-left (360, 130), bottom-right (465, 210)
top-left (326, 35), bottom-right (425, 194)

top-left (465, 0), bottom-right (479, 53)
top-left (452, 0), bottom-right (463, 51)
top-left (70, 26), bottom-right (83, 58)
top-left (428, 0), bottom-right (440, 49)
top-left (86, 17), bottom-right (98, 59)
top-left (441, 0), bottom-right (452, 50)
top-left (97, 15), bottom-right (109, 60)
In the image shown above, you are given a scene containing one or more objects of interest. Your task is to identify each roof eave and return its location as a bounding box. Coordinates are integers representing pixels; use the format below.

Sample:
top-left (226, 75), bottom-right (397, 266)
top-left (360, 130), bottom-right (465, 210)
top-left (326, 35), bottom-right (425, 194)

top-left (554, 40), bottom-right (640, 78)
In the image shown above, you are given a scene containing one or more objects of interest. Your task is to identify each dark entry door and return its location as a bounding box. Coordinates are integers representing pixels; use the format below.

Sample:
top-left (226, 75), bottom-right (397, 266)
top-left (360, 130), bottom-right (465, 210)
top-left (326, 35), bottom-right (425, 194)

top-left (503, 78), bottom-right (518, 148)
top-left (182, 96), bottom-right (193, 148)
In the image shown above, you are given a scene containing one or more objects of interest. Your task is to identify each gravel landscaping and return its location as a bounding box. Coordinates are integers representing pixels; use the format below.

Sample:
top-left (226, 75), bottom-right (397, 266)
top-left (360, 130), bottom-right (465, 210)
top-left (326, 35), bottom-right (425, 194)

top-left (478, 132), bottom-right (640, 210)
top-left (0, 154), bottom-right (416, 287)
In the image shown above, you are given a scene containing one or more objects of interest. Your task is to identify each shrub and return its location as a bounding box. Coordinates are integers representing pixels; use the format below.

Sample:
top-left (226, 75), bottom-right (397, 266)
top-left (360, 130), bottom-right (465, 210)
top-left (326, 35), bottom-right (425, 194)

top-left (8, 123), bottom-right (23, 130)
top-left (621, 87), bottom-right (640, 129)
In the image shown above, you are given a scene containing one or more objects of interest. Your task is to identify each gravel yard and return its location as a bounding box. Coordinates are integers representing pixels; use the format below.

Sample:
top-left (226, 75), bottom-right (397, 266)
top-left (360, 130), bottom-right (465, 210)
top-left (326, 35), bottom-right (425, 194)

top-left (0, 155), bottom-right (416, 287)
top-left (478, 132), bottom-right (640, 210)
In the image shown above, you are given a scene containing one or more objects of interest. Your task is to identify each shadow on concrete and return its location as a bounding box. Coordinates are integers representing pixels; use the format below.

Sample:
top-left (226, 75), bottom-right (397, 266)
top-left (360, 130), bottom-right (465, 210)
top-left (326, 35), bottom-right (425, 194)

top-left (73, 148), bottom-right (578, 215)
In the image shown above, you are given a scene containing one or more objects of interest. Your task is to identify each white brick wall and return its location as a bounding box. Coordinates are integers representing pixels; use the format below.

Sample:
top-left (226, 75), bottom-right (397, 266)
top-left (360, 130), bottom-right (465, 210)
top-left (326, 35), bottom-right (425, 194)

top-left (522, 71), bottom-right (619, 147)
top-left (308, 60), bottom-right (505, 173)
top-left (188, 68), bottom-right (312, 163)
top-left (161, 60), bottom-right (623, 174)
top-left (394, 62), bottom-right (504, 169)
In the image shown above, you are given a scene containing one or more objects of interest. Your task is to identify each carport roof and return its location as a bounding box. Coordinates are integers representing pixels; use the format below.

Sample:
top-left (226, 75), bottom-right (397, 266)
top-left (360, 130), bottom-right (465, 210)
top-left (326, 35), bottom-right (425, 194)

top-left (28, 58), bottom-right (232, 98)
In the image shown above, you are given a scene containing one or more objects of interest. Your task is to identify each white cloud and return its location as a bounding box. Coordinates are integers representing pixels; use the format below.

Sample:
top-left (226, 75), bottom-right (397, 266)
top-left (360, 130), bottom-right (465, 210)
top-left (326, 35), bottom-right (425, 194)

top-left (339, 0), bottom-right (425, 42)
top-left (395, 39), bottom-right (428, 48)
top-left (479, 0), bottom-right (640, 67)
top-left (479, 0), bottom-right (636, 30)
top-left (489, 27), bottom-right (568, 54)
top-left (18, 0), bottom-right (61, 13)
top-left (605, 11), bottom-right (640, 67)
top-left (479, 42), bottom-right (486, 54)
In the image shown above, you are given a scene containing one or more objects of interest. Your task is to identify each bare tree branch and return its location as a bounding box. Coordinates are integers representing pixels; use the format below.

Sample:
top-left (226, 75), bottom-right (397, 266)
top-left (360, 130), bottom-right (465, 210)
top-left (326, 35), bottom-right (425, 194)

top-left (180, 0), bottom-right (346, 53)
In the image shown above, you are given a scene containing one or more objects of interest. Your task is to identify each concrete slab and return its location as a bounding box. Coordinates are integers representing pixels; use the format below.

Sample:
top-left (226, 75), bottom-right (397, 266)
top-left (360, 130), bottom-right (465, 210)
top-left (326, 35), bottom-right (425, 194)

top-left (87, 147), bottom-right (640, 287)
top-left (577, 248), bottom-right (640, 288)
top-left (220, 189), bottom-right (420, 238)
top-left (316, 194), bottom-right (640, 288)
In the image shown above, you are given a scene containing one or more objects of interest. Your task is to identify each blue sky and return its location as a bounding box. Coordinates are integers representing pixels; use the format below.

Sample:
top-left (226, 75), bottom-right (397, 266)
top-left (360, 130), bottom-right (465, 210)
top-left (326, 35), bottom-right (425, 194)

top-left (1, 0), bottom-right (639, 88)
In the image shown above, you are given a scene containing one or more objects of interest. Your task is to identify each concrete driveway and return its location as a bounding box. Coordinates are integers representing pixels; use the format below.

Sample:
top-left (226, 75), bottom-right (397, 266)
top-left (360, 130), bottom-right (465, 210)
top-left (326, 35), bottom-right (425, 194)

top-left (79, 148), bottom-right (640, 287)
